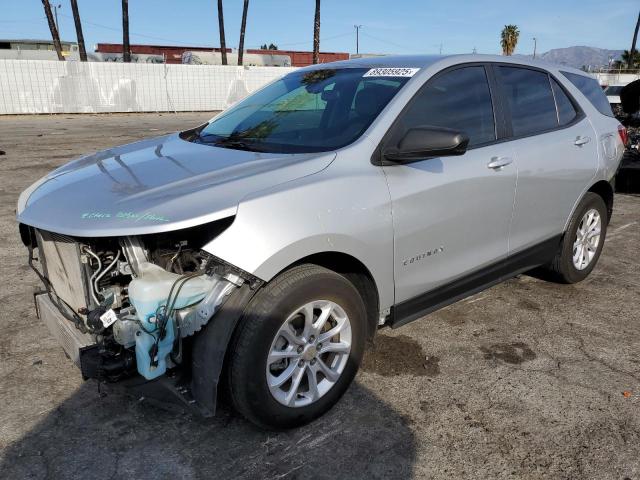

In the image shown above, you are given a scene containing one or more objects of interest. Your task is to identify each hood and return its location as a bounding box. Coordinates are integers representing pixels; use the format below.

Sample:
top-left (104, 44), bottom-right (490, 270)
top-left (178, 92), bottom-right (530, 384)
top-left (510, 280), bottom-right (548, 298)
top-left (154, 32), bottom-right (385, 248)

top-left (17, 133), bottom-right (335, 237)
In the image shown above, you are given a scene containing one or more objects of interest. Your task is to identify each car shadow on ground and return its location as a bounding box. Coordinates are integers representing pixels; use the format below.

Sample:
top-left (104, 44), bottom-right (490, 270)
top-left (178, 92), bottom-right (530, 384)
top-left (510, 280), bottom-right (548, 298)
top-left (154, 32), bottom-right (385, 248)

top-left (0, 379), bottom-right (416, 479)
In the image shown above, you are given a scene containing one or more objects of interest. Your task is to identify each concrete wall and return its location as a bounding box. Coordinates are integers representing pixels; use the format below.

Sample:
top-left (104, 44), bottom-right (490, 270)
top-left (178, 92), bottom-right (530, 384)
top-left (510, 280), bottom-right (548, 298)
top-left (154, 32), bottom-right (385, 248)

top-left (595, 72), bottom-right (640, 86)
top-left (0, 59), bottom-right (297, 114)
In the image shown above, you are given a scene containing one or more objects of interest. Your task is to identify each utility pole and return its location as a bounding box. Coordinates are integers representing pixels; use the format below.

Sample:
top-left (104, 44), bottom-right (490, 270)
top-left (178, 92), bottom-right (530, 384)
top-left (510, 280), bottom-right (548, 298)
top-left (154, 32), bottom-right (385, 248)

top-left (532, 37), bottom-right (537, 59)
top-left (122, 0), bottom-right (131, 62)
top-left (42, 0), bottom-right (64, 60)
top-left (629, 10), bottom-right (640, 70)
top-left (354, 25), bottom-right (362, 55)
top-left (70, 0), bottom-right (87, 61)
top-left (237, 0), bottom-right (249, 65)
top-left (313, 0), bottom-right (321, 64)
top-left (217, 0), bottom-right (227, 65)
top-left (439, 43), bottom-right (443, 55)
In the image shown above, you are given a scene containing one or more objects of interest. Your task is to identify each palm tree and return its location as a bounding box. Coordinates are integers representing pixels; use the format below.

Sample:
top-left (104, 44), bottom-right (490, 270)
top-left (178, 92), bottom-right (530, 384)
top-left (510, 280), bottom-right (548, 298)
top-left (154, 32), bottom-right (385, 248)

top-left (500, 25), bottom-right (520, 56)
top-left (620, 50), bottom-right (640, 69)
top-left (122, 0), bottom-right (131, 62)
top-left (41, 0), bottom-right (64, 61)
top-left (313, 0), bottom-right (321, 64)
top-left (629, 11), bottom-right (640, 69)
top-left (217, 0), bottom-right (227, 65)
top-left (70, 0), bottom-right (87, 61)
top-left (238, 0), bottom-right (249, 65)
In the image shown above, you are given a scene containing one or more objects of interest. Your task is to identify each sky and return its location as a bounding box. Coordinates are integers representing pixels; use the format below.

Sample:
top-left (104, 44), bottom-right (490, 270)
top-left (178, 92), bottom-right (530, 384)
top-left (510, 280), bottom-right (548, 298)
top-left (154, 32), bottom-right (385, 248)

top-left (1, 0), bottom-right (638, 56)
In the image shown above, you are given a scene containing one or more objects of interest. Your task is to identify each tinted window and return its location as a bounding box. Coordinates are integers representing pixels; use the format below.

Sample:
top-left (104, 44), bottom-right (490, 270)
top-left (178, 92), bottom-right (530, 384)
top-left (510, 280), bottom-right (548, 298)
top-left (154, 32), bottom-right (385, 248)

top-left (194, 68), bottom-right (410, 153)
top-left (604, 85), bottom-right (623, 96)
top-left (561, 71), bottom-right (614, 117)
top-left (551, 78), bottom-right (577, 125)
top-left (396, 66), bottom-right (495, 147)
top-left (498, 67), bottom-right (558, 137)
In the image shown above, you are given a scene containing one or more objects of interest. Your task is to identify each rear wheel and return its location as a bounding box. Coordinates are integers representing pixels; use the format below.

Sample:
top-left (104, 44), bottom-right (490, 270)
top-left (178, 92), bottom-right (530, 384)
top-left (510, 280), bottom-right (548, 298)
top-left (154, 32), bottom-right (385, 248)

top-left (545, 192), bottom-right (608, 283)
top-left (227, 264), bottom-right (366, 429)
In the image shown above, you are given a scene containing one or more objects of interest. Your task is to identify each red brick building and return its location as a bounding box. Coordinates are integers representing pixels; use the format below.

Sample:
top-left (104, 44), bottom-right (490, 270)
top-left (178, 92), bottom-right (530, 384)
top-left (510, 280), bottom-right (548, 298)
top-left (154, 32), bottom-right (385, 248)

top-left (95, 43), bottom-right (349, 66)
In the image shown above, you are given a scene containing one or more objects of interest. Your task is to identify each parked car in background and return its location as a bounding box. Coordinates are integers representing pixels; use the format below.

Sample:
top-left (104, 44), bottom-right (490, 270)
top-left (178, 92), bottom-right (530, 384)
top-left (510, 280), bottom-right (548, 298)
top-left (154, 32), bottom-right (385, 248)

top-left (604, 84), bottom-right (624, 106)
top-left (16, 55), bottom-right (625, 429)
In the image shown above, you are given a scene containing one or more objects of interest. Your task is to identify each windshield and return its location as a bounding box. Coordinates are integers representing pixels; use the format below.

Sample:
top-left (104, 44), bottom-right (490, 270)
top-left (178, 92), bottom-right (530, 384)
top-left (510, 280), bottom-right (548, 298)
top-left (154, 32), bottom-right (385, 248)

top-left (604, 86), bottom-right (623, 96)
top-left (191, 68), bottom-right (411, 153)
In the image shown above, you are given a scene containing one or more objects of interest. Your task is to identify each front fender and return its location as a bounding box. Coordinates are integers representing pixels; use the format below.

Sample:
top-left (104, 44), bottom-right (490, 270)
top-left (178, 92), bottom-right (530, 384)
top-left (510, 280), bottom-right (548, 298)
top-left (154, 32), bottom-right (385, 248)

top-left (201, 157), bottom-right (395, 311)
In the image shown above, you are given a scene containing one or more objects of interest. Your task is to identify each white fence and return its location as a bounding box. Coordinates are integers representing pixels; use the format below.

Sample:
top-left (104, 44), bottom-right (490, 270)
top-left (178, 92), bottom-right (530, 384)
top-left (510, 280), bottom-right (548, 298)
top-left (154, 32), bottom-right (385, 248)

top-left (0, 60), bottom-right (297, 115)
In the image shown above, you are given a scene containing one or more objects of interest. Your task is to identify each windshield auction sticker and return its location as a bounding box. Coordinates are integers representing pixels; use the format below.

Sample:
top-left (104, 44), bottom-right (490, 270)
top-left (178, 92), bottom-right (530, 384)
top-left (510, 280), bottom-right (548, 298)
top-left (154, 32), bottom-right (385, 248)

top-left (363, 67), bottom-right (419, 77)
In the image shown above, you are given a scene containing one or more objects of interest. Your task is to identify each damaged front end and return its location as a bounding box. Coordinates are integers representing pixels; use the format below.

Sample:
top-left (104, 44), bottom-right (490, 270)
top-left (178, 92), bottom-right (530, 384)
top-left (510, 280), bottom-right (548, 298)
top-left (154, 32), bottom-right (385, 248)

top-left (21, 220), bottom-right (260, 414)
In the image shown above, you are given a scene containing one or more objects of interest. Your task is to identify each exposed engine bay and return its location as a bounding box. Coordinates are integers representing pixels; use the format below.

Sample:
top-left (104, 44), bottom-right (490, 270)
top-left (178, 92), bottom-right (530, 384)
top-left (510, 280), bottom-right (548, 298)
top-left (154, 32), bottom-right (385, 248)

top-left (20, 219), bottom-right (255, 383)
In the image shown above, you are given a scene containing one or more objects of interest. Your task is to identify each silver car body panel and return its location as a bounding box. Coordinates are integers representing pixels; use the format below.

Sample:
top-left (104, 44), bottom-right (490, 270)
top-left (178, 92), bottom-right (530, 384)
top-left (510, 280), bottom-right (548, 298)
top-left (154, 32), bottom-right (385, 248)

top-left (17, 133), bottom-right (336, 237)
top-left (17, 55), bottom-right (624, 314)
top-left (382, 142), bottom-right (517, 303)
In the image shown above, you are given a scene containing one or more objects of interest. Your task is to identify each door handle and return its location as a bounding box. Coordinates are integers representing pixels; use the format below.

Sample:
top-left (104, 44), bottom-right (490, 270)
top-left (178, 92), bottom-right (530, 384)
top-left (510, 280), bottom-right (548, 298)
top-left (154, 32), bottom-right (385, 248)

top-left (574, 136), bottom-right (591, 146)
top-left (487, 156), bottom-right (513, 170)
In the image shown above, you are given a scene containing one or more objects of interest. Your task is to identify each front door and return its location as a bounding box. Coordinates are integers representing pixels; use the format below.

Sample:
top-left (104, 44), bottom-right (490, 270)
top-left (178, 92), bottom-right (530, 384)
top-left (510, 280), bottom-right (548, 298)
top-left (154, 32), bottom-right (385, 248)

top-left (381, 65), bottom-right (517, 304)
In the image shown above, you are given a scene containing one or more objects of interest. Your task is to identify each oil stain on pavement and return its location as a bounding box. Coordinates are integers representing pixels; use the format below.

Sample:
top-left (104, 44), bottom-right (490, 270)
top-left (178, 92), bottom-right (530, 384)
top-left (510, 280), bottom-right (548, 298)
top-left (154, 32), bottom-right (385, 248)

top-left (361, 334), bottom-right (440, 377)
top-left (480, 342), bottom-right (536, 364)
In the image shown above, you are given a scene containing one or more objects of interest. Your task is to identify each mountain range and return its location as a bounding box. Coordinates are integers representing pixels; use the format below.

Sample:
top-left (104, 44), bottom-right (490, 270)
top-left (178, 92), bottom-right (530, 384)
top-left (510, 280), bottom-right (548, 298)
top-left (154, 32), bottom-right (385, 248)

top-left (516, 46), bottom-right (623, 68)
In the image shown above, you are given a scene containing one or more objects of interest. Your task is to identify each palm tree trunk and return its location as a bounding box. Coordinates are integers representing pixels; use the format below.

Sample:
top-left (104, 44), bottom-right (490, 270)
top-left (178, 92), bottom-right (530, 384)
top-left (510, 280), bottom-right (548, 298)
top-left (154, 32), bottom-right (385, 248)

top-left (70, 0), bottom-right (87, 61)
top-left (313, 0), bottom-right (320, 64)
top-left (122, 0), bottom-right (131, 62)
top-left (42, 0), bottom-right (64, 61)
top-left (629, 10), bottom-right (640, 70)
top-left (238, 0), bottom-right (249, 65)
top-left (217, 0), bottom-right (227, 65)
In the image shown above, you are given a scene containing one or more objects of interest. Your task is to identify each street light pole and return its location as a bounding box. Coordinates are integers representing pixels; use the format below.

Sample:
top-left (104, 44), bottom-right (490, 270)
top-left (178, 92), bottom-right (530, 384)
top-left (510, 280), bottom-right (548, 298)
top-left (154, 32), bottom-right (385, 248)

top-left (533, 37), bottom-right (537, 59)
top-left (51, 2), bottom-right (61, 33)
top-left (354, 25), bottom-right (362, 55)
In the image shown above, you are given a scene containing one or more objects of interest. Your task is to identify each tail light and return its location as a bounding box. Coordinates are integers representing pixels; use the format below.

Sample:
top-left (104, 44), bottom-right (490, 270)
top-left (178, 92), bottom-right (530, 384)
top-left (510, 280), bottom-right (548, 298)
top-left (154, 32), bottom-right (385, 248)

top-left (618, 124), bottom-right (628, 146)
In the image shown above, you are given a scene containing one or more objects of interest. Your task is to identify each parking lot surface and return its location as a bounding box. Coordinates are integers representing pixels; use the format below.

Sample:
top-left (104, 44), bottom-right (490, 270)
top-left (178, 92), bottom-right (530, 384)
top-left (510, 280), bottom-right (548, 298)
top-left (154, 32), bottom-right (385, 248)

top-left (0, 113), bottom-right (639, 479)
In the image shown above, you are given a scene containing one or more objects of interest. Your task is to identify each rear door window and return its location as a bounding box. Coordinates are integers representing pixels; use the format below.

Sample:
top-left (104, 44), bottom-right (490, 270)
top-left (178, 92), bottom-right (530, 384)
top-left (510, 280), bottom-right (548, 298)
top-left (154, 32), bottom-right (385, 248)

top-left (497, 66), bottom-right (558, 137)
top-left (561, 71), bottom-right (614, 117)
top-left (395, 66), bottom-right (496, 147)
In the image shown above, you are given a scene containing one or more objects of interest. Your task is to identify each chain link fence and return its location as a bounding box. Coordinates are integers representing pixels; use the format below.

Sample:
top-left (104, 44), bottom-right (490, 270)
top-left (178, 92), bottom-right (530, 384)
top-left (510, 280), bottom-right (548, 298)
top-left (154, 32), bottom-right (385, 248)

top-left (0, 60), bottom-right (297, 115)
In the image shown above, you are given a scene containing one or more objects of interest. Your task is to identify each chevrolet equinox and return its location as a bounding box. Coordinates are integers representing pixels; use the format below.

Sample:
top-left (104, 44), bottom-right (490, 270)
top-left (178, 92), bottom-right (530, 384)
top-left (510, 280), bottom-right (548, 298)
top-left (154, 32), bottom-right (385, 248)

top-left (17, 55), bottom-right (625, 429)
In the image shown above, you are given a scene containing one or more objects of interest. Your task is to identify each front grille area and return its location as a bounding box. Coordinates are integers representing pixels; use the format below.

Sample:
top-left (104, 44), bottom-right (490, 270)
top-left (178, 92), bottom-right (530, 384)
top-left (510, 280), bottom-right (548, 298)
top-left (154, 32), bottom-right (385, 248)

top-left (36, 293), bottom-right (95, 367)
top-left (35, 229), bottom-right (90, 314)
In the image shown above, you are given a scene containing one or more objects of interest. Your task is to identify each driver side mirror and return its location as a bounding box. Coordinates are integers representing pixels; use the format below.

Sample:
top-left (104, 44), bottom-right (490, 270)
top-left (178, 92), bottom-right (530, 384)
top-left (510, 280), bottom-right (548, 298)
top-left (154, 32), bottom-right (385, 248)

top-left (383, 126), bottom-right (469, 164)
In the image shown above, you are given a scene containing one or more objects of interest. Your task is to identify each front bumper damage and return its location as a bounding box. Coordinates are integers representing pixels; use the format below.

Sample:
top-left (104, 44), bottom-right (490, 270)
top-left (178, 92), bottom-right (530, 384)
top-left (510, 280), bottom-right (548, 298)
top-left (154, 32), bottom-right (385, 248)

top-left (27, 225), bottom-right (262, 417)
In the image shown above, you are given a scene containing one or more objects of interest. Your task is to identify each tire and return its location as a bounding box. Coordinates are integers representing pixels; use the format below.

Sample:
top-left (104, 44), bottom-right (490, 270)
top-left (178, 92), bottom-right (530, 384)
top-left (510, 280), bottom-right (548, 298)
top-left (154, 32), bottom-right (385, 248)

top-left (226, 264), bottom-right (366, 429)
top-left (545, 192), bottom-right (608, 283)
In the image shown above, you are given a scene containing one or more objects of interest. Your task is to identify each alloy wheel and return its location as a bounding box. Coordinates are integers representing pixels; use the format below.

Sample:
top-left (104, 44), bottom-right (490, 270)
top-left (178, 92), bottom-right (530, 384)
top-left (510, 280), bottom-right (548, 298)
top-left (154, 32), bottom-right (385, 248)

top-left (572, 208), bottom-right (601, 270)
top-left (266, 300), bottom-right (352, 408)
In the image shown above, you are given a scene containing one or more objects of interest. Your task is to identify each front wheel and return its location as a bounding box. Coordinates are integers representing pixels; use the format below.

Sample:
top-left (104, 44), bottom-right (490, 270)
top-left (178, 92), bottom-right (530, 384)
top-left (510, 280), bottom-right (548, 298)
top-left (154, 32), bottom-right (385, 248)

top-left (226, 264), bottom-right (366, 429)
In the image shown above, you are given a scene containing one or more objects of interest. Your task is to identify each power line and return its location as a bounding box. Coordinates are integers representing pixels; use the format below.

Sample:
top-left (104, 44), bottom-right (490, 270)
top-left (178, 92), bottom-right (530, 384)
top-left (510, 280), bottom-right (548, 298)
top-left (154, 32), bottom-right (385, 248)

top-left (57, 12), bottom-right (201, 46)
top-left (248, 31), bottom-right (352, 50)
top-left (359, 31), bottom-right (420, 53)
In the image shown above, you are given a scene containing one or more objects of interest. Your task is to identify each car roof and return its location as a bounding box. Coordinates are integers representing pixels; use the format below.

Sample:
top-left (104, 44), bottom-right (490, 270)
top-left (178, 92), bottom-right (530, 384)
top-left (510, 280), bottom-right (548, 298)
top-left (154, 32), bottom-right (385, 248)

top-left (300, 54), bottom-right (589, 77)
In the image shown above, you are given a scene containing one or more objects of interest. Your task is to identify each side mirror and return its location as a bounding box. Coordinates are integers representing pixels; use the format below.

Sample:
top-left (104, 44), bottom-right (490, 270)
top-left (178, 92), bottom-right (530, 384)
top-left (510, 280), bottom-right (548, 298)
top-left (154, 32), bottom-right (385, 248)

top-left (383, 126), bottom-right (469, 164)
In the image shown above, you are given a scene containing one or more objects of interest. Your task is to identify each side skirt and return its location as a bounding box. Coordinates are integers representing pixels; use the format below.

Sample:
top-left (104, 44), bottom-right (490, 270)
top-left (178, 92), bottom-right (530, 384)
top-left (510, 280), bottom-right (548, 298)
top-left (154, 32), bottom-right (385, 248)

top-left (389, 235), bottom-right (562, 329)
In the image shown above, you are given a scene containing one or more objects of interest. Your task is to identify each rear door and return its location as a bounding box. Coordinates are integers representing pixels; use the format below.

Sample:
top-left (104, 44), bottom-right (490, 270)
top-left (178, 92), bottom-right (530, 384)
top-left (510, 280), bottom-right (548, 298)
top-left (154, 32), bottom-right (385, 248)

top-left (381, 65), bottom-right (517, 304)
top-left (494, 65), bottom-right (599, 253)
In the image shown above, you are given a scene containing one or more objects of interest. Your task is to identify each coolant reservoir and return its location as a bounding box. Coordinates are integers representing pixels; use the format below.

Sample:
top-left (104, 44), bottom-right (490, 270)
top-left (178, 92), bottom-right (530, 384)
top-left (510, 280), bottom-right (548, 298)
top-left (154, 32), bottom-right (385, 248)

top-left (128, 262), bottom-right (217, 380)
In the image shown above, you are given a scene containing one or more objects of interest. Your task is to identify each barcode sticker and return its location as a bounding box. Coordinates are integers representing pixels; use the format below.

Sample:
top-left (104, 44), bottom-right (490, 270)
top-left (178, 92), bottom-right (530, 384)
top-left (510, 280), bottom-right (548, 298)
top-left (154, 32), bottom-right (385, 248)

top-left (363, 67), bottom-right (420, 78)
top-left (100, 309), bottom-right (118, 328)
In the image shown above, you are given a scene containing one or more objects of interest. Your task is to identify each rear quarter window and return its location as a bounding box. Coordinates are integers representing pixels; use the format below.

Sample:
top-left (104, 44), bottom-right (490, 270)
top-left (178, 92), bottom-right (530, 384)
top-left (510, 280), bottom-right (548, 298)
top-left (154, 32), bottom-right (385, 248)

top-left (561, 71), bottom-right (614, 117)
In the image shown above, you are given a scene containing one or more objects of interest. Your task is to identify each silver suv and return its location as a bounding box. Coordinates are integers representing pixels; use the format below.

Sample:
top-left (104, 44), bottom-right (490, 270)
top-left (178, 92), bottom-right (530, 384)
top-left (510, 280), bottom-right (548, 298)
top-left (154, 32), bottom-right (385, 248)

top-left (17, 55), bottom-right (625, 429)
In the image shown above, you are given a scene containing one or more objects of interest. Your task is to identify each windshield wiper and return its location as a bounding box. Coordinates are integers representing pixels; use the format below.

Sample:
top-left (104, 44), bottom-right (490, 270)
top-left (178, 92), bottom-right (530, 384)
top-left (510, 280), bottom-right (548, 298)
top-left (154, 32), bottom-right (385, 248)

top-left (213, 138), bottom-right (267, 152)
top-left (193, 132), bottom-right (266, 152)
